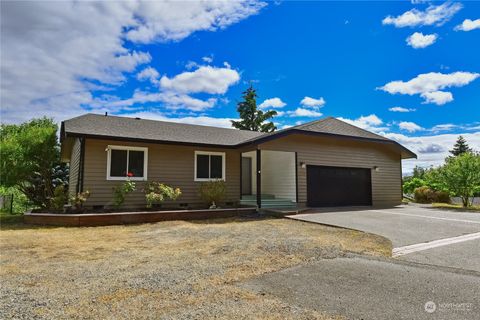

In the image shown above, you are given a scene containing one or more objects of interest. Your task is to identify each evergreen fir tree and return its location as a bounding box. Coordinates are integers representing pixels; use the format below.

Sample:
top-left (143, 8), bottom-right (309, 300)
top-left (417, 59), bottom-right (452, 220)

top-left (231, 86), bottom-right (277, 132)
top-left (449, 136), bottom-right (472, 156)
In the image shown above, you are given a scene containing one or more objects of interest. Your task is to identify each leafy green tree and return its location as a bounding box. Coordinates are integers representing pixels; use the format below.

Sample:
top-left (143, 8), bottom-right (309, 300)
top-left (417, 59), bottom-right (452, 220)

top-left (0, 118), bottom-right (68, 209)
top-left (231, 86), bottom-right (277, 132)
top-left (402, 177), bottom-right (426, 194)
top-left (449, 136), bottom-right (472, 156)
top-left (431, 152), bottom-right (480, 207)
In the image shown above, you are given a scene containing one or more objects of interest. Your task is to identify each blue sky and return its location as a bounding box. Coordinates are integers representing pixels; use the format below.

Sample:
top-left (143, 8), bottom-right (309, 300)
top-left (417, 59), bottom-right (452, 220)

top-left (1, 1), bottom-right (479, 172)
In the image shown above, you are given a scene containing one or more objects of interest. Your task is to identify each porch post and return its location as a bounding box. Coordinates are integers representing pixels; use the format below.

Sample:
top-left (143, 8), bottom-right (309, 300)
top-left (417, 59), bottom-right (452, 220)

top-left (256, 149), bottom-right (261, 209)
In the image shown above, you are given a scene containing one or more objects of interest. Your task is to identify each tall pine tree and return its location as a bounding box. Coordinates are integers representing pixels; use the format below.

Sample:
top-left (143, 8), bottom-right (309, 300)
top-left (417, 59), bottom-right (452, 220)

top-left (449, 136), bottom-right (472, 156)
top-left (231, 86), bottom-right (277, 132)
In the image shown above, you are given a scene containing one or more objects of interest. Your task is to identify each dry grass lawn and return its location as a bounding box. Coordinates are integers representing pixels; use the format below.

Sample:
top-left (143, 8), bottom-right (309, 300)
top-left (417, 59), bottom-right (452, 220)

top-left (0, 217), bottom-right (391, 319)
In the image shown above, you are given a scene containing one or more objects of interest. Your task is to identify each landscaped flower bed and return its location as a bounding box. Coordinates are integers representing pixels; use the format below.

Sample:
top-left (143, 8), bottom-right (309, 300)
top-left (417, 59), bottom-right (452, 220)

top-left (24, 207), bottom-right (257, 227)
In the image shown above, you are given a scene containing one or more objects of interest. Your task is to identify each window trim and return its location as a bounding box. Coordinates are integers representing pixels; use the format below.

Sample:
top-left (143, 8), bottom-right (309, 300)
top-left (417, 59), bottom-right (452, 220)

top-left (106, 145), bottom-right (148, 181)
top-left (194, 151), bottom-right (226, 182)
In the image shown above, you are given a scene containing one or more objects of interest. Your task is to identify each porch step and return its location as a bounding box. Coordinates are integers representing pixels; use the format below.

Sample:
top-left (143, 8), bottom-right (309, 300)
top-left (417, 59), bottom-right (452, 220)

top-left (240, 198), bottom-right (296, 208)
top-left (241, 194), bottom-right (276, 200)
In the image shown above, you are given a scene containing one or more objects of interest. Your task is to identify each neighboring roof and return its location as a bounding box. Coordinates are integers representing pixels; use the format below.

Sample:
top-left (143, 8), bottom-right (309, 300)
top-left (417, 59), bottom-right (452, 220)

top-left (61, 113), bottom-right (416, 159)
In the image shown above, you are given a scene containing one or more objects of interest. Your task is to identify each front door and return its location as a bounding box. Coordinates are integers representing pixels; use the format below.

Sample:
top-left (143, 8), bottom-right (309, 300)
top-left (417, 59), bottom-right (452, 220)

top-left (242, 157), bottom-right (252, 195)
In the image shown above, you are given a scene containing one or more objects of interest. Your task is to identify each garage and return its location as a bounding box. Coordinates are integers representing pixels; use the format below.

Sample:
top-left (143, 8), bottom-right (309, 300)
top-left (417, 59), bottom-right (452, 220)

top-left (307, 165), bottom-right (372, 207)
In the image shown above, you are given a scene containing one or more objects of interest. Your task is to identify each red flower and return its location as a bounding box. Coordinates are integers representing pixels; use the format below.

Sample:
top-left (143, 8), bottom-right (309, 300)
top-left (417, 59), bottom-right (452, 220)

top-left (127, 172), bottom-right (134, 177)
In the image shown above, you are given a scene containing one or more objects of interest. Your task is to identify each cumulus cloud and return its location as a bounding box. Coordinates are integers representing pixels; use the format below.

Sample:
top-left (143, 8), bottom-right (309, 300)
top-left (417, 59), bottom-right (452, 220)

top-left (406, 32), bottom-right (437, 48)
top-left (389, 107), bottom-right (416, 112)
top-left (420, 90), bottom-right (453, 105)
top-left (119, 111), bottom-right (236, 128)
top-left (337, 114), bottom-right (389, 133)
top-left (399, 121), bottom-right (423, 132)
top-left (202, 55), bottom-right (214, 63)
top-left (287, 108), bottom-right (323, 117)
top-left (382, 2), bottom-right (462, 27)
top-left (455, 18), bottom-right (480, 31)
top-left (125, 1), bottom-right (266, 43)
top-left (137, 67), bottom-right (160, 85)
top-left (384, 132), bottom-right (480, 173)
top-left (159, 65), bottom-right (240, 94)
top-left (0, 1), bottom-right (265, 123)
top-left (100, 91), bottom-right (217, 112)
top-left (430, 123), bottom-right (457, 132)
top-left (378, 71), bottom-right (479, 105)
top-left (300, 96), bottom-right (326, 108)
top-left (258, 97), bottom-right (286, 109)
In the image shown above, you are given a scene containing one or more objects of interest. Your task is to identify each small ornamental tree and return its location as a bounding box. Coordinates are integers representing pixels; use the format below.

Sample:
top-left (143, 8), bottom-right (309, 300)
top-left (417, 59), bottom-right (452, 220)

top-left (231, 85), bottom-right (277, 132)
top-left (0, 118), bottom-right (68, 209)
top-left (449, 136), bottom-right (472, 157)
top-left (433, 152), bottom-right (480, 207)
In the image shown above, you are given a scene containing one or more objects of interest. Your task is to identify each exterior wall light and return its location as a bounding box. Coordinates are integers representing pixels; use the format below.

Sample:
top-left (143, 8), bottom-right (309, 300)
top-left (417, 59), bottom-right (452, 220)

top-left (373, 166), bottom-right (380, 172)
top-left (300, 162), bottom-right (306, 169)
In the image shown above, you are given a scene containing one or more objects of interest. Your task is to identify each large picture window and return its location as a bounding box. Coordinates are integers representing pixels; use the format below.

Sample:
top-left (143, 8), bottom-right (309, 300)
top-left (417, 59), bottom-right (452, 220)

top-left (107, 145), bottom-right (148, 180)
top-left (194, 151), bottom-right (225, 181)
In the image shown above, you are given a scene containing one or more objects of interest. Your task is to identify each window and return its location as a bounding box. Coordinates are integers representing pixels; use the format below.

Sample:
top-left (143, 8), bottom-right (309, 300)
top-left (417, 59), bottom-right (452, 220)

top-left (107, 145), bottom-right (148, 180)
top-left (194, 151), bottom-right (226, 181)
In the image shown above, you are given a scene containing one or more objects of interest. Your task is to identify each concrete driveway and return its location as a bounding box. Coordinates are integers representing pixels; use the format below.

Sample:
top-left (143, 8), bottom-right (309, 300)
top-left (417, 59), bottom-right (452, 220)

top-left (243, 206), bottom-right (480, 319)
top-left (288, 205), bottom-right (480, 272)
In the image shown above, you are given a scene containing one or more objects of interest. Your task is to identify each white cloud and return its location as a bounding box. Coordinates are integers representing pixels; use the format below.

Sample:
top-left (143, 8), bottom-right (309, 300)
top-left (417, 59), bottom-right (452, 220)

top-left (125, 1), bottom-right (266, 43)
top-left (202, 55), bottom-right (214, 63)
top-left (337, 114), bottom-right (388, 133)
top-left (382, 2), bottom-right (462, 27)
top-left (137, 67), bottom-right (160, 85)
top-left (378, 71), bottom-right (479, 105)
top-left (300, 96), bottom-right (326, 108)
top-left (0, 1), bottom-right (264, 123)
top-left (399, 121), bottom-right (423, 132)
top-left (389, 107), bottom-right (416, 112)
top-left (159, 65), bottom-right (240, 94)
top-left (119, 111), bottom-right (236, 128)
top-left (406, 32), bottom-right (437, 48)
top-left (287, 108), bottom-right (323, 117)
top-left (420, 90), bottom-right (453, 105)
top-left (455, 19), bottom-right (480, 31)
top-left (258, 97), bottom-right (287, 109)
top-left (102, 91), bottom-right (217, 112)
top-left (430, 123), bottom-right (457, 132)
top-left (384, 132), bottom-right (480, 174)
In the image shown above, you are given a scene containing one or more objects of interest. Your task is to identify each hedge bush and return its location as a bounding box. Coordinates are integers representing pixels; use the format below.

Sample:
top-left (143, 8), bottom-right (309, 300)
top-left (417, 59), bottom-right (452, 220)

top-left (414, 186), bottom-right (450, 204)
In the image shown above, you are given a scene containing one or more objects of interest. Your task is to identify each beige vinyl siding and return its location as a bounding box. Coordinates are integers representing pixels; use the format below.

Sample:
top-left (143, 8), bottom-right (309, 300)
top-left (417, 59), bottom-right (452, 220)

top-left (68, 138), bottom-right (82, 197)
top-left (83, 139), bottom-right (240, 208)
top-left (259, 134), bottom-right (402, 207)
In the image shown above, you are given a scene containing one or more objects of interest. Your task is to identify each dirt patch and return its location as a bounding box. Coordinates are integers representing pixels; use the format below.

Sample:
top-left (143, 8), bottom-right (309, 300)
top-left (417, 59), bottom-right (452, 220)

top-left (0, 217), bottom-right (390, 319)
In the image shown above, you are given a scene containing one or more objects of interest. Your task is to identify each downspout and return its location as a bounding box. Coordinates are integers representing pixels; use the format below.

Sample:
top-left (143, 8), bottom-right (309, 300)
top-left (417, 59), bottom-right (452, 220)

top-left (78, 137), bottom-right (86, 193)
top-left (256, 149), bottom-right (261, 209)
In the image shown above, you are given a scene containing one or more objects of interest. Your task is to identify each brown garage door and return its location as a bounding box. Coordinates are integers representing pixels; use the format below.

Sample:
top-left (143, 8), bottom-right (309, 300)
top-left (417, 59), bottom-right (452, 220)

top-left (307, 165), bottom-right (372, 207)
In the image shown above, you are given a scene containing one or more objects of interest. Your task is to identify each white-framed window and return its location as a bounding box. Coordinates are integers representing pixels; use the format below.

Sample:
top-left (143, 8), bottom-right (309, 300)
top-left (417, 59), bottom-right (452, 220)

top-left (194, 151), bottom-right (226, 181)
top-left (106, 145), bottom-right (148, 181)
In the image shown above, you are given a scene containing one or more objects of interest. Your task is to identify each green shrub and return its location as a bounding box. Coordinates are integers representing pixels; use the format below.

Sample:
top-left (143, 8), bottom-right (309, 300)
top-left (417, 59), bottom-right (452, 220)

top-left (113, 180), bottom-right (136, 208)
top-left (144, 182), bottom-right (181, 208)
top-left (0, 186), bottom-right (29, 214)
top-left (402, 177), bottom-right (426, 194)
top-left (199, 180), bottom-right (226, 208)
top-left (70, 190), bottom-right (90, 212)
top-left (51, 185), bottom-right (68, 211)
top-left (414, 186), bottom-right (450, 204)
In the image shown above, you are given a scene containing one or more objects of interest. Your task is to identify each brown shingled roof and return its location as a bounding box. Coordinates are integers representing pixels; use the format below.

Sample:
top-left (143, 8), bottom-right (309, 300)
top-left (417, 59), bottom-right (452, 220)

top-left (61, 113), bottom-right (416, 159)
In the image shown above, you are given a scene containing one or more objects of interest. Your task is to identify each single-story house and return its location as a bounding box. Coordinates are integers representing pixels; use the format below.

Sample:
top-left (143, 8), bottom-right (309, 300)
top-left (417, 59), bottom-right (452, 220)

top-left (60, 113), bottom-right (416, 209)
